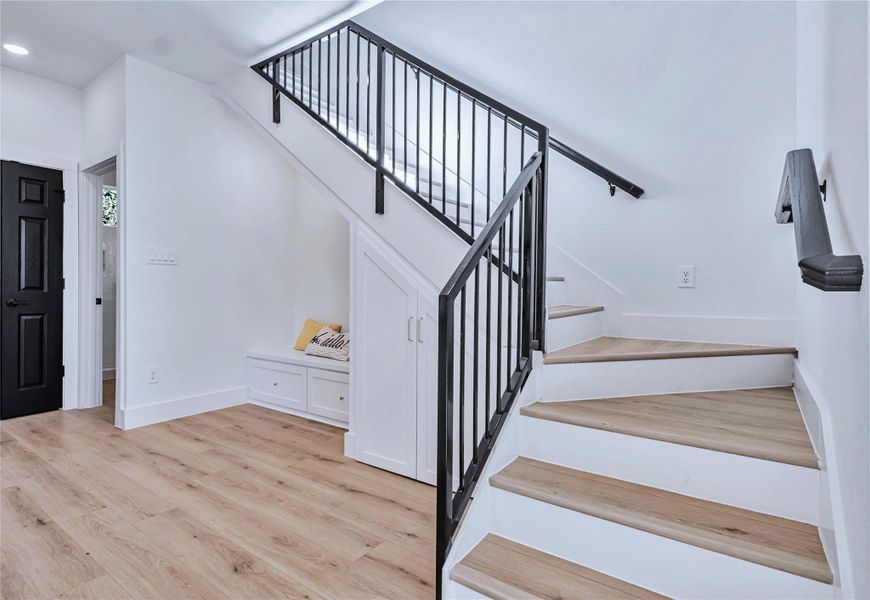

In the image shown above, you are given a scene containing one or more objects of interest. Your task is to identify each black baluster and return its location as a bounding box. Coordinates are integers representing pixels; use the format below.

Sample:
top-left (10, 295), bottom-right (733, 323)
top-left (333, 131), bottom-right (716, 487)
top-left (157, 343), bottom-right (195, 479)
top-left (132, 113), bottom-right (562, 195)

top-left (459, 286), bottom-right (466, 480)
top-left (442, 82), bottom-right (446, 214)
top-left (420, 68), bottom-right (424, 195)
top-left (404, 60), bottom-right (408, 184)
top-left (485, 240), bottom-right (492, 432)
top-left (429, 76), bottom-right (433, 204)
top-left (503, 116), bottom-right (508, 197)
top-left (472, 265), bottom-right (479, 463)
top-left (486, 107), bottom-right (492, 220)
top-left (327, 34), bottom-right (331, 123)
top-left (392, 53), bottom-right (396, 176)
top-left (356, 33), bottom-right (360, 146)
top-left (471, 101), bottom-right (476, 239)
top-left (346, 29), bottom-right (350, 136)
top-left (366, 38), bottom-right (371, 154)
top-left (496, 225), bottom-right (503, 413)
top-left (318, 38), bottom-right (322, 116)
top-left (507, 205), bottom-right (514, 390)
top-left (456, 91), bottom-right (461, 227)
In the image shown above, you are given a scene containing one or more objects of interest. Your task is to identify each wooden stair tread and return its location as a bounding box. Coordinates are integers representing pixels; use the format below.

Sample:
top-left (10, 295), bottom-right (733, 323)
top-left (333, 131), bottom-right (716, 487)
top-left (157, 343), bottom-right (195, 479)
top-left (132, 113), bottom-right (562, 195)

top-left (451, 534), bottom-right (667, 599)
top-left (544, 336), bottom-right (797, 365)
top-left (548, 304), bottom-right (604, 319)
top-left (490, 458), bottom-right (832, 584)
top-left (521, 388), bottom-right (818, 468)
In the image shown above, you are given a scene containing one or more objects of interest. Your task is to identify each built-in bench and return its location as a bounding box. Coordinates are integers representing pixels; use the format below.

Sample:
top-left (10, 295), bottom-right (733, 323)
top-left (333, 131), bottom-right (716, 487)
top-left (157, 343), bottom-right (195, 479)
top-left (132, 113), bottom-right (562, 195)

top-left (246, 347), bottom-right (349, 427)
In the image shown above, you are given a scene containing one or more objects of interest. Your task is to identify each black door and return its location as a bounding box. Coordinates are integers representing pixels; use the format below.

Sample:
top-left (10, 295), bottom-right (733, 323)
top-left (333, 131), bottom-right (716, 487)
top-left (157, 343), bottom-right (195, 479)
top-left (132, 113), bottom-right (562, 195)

top-left (1, 161), bottom-right (64, 419)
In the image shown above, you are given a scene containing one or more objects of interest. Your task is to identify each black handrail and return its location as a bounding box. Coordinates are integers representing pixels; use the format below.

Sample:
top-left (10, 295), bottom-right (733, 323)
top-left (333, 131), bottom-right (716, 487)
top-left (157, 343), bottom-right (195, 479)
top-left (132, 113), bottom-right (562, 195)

top-left (550, 137), bottom-right (644, 198)
top-left (437, 152), bottom-right (543, 598)
top-left (775, 148), bottom-right (863, 292)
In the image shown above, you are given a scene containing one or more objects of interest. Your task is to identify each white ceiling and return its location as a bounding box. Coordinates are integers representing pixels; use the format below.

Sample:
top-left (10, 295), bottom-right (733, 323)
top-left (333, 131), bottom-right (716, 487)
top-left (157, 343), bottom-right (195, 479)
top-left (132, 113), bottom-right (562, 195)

top-left (0, 0), bottom-right (372, 88)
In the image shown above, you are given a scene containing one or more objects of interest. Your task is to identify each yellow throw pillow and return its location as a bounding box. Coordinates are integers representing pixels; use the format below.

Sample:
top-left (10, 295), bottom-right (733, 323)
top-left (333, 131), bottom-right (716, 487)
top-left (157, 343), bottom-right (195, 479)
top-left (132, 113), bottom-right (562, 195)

top-left (293, 319), bottom-right (341, 351)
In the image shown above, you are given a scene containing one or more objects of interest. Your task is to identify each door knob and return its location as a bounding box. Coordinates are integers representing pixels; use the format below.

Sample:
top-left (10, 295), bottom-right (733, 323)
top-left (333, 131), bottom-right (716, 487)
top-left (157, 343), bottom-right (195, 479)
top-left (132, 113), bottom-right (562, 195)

top-left (5, 298), bottom-right (28, 308)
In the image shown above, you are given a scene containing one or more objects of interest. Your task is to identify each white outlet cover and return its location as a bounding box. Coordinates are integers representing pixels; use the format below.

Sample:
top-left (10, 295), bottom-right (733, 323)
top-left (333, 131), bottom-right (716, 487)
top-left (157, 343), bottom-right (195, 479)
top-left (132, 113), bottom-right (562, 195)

top-left (678, 265), bottom-right (695, 288)
top-left (147, 367), bottom-right (159, 384)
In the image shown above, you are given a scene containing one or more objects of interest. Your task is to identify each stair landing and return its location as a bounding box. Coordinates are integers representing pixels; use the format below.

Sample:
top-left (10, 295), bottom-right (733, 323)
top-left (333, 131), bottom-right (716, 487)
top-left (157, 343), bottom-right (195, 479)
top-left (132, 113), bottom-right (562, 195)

top-left (451, 534), bottom-right (667, 600)
top-left (521, 387), bottom-right (818, 468)
top-left (544, 336), bottom-right (796, 365)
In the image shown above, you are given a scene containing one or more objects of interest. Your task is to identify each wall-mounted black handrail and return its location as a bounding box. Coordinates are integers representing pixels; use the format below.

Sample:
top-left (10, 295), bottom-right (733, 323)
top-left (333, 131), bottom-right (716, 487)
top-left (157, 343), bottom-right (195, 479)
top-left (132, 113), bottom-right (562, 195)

top-left (549, 137), bottom-right (644, 198)
top-left (775, 148), bottom-right (863, 292)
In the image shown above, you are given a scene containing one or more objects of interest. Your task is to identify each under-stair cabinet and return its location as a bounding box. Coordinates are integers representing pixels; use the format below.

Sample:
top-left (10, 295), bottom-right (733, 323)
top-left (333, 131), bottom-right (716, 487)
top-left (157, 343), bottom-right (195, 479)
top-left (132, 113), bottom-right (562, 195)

top-left (350, 229), bottom-right (438, 485)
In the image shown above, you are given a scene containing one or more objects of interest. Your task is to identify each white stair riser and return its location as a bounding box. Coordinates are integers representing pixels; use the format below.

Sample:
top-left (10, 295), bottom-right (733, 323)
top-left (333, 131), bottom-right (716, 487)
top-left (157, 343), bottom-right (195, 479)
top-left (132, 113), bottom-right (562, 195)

top-left (542, 354), bottom-right (794, 401)
top-left (546, 280), bottom-right (567, 306)
top-left (520, 417), bottom-right (819, 524)
top-left (546, 312), bottom-right (603, 351)
top-left (445, 580), bottom-right (490, 600)
top-left (490, 489), bottom-right (832, 600)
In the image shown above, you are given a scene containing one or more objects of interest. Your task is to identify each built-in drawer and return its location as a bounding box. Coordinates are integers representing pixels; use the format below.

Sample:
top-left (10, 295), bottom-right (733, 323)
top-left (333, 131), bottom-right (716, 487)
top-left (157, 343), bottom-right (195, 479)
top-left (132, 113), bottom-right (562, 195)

top-left (247, 359), bottom-right (307, 411)
top-left (307, 368), bottom-right (349, 423)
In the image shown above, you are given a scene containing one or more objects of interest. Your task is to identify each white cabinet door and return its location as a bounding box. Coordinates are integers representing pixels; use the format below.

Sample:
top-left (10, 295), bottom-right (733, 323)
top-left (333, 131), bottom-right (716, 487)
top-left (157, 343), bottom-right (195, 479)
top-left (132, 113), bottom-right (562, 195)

top-left (416, 291), bottom-right (439, 485)
top-left (355, 234), bottom-right (419, 478)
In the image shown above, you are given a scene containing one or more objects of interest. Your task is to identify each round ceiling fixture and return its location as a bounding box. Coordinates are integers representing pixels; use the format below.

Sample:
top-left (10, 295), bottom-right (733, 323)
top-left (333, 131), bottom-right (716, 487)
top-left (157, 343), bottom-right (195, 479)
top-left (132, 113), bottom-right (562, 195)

top-left (3, 43), bottom-right (30, 55)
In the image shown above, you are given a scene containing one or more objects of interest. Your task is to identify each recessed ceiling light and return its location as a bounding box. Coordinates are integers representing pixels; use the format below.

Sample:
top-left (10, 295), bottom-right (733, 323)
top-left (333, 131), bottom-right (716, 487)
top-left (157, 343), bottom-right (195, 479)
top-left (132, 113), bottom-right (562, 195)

top-left (3, 43), bottom-right (29, 56)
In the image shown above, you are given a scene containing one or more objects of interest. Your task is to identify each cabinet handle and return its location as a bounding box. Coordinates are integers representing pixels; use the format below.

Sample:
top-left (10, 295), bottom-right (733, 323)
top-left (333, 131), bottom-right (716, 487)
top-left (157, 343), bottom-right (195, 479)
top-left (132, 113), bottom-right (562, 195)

top-left (417, 317), bottom-right (423, 343)
top-left (408, 316), bottom-right (414, 341)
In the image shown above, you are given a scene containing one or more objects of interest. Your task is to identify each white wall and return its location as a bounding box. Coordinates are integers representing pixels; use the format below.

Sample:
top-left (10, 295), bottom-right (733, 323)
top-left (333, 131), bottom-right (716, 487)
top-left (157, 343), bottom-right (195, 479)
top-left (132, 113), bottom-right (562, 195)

top-left (81, 58), bottom-right (125, 168)
top-left (356, 1), bottom-right (799, 343)
top-left (0, 65), bottom-right (82, 409)
top-left (291, 175), bottom-right (350, 329)
top-left (794, 3), bottom-right (869, 598)
top-left (122, 56), bottom-right (348, 426)
top-left (1, 66), bottom-right (82, 160)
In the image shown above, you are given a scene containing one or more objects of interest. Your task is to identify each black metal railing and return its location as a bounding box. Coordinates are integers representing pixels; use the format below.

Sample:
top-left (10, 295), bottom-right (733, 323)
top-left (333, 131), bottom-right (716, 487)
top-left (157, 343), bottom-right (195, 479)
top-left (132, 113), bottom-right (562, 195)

top-left (437, 151), bottom-right (543, 597)
top-left (250, 23), bottom-right (640, 599)
top-left (253, 21), bottom-right (549, 246)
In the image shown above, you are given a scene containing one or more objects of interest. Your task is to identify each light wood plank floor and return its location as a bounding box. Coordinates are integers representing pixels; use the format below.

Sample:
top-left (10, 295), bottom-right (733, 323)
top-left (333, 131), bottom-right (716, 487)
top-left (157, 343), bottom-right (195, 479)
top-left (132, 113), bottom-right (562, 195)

top-left (1, 403), bottom-right (435, 599)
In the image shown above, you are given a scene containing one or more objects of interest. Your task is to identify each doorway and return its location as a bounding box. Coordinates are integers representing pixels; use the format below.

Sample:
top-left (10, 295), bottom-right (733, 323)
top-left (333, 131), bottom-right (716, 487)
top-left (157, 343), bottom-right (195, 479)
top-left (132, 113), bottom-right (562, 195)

top-left (0, 160), bottom-right (65, 419)
top-left (100, 169), bottom-right (118, 412)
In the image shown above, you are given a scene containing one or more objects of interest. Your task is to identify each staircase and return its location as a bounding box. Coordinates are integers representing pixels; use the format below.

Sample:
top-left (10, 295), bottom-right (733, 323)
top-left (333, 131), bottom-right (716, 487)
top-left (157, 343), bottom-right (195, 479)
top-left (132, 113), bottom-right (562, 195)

top-left (249, 20), bottom-right (830, 600)
top-left (445, 296), bottom-right (831, 599)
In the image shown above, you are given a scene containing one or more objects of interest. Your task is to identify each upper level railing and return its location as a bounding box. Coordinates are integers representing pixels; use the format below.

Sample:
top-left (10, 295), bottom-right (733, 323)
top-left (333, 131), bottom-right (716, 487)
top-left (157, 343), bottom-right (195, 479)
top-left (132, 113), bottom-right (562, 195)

top-left (775, 148), bottom-right (863, 292)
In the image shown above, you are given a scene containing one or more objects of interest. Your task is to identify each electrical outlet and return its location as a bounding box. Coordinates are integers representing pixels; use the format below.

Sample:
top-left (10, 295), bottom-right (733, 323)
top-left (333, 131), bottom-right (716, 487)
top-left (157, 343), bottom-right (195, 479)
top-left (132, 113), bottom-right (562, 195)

top-left (147, 367), bottom-right (159, 384)
top-left (678, 265), bottom-right (695, 288)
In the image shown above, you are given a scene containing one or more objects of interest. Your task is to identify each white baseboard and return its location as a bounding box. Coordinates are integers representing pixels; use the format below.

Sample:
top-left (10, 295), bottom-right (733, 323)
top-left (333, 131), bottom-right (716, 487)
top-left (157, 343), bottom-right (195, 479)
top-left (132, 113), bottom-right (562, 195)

top-left (102, 368), bottom-right (115, 381)
top-left (620, 313), bottom-right (796, 347)
top-left (119, 386), bottom-right (247, 430)
top-left (793, 360), bottom-right (850, 598)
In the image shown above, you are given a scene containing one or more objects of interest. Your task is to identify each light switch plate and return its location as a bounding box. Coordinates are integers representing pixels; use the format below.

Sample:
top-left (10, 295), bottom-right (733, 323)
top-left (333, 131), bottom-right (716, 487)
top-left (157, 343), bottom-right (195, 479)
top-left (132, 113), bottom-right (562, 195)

top-left (147, 247), bottom-right (177, 265)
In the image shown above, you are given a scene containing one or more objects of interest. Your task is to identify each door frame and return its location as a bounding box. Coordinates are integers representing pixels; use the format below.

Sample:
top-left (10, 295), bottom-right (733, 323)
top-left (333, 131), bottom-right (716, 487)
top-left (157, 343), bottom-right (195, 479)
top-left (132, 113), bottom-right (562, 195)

top-left (81, 150), bottom-right (125, 428)
top-left (0, 146), bottom-right (79, 411)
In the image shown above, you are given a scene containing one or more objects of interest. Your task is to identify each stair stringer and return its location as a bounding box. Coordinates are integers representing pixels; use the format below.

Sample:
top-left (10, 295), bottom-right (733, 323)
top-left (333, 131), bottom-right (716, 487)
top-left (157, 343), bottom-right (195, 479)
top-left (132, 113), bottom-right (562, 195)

top-left (215, 67), bottom-right (469, 289)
